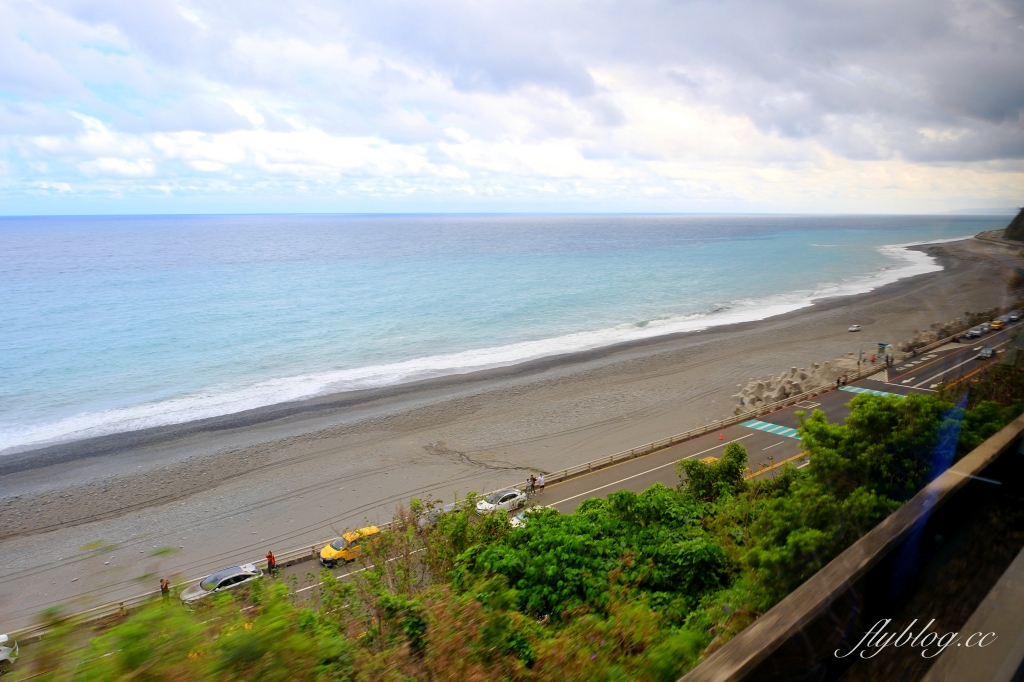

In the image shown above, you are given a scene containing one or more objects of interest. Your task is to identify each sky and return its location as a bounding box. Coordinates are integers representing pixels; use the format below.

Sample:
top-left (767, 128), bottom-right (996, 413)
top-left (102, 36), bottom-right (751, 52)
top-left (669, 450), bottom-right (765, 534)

top-left (1, 0), bottom-right (1023, 215)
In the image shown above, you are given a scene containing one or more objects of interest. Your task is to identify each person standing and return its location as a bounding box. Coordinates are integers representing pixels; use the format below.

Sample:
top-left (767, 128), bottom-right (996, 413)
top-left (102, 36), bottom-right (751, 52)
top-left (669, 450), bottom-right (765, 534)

top-left (160, 578), bottom-right (170, 603)
top-left (537, 474), bottom-right (545, 494)
top-left (266, 550), bottom-right (277, 576)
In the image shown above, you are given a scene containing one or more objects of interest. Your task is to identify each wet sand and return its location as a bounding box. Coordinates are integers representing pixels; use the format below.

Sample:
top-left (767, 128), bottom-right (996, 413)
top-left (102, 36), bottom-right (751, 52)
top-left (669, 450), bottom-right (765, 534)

top-left (0, 236), bottom-right (1020, 629)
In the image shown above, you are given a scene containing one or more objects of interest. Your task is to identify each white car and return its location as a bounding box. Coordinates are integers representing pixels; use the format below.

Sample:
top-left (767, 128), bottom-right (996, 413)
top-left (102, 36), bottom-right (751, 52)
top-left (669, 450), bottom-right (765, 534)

top-left (475, 488), bottom-right (527, 515)
top-left (0, 635), bottom-right (17, 676)
top-left (179, 563), bottom-right (263, 605)
top-left (848, 324), bottom-right (861, 332)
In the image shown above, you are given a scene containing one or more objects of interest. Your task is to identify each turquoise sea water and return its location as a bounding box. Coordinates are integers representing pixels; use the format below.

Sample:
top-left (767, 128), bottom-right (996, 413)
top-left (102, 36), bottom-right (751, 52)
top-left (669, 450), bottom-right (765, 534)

top-left (0, 214), bottom-right (1006, 453)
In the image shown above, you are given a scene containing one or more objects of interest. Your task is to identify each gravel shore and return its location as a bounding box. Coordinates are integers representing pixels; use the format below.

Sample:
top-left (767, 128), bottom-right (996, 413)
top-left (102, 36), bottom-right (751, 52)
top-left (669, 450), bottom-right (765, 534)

top-left (1, 236), bottom-right (1019, 630)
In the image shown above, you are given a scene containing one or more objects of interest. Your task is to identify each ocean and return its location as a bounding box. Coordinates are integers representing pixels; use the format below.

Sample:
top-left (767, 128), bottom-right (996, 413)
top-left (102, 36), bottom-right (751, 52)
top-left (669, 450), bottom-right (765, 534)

top-left (0, 213), bottom-right (1006, 454)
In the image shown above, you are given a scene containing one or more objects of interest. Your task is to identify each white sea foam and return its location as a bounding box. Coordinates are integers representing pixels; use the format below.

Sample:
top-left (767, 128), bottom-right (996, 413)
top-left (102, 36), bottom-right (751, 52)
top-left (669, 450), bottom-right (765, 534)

top-left (0, 238), bottom-right (961, 454)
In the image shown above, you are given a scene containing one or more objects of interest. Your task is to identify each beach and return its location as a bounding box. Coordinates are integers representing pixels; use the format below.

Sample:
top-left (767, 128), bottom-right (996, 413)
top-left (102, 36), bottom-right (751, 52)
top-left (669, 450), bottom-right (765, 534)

top-left (0, 236), bottom-right (1020, 628)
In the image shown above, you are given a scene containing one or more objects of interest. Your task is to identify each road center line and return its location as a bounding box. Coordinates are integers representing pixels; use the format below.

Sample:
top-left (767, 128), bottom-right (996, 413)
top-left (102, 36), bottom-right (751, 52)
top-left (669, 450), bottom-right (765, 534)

top-left (548, 434), bottom-right (753, 507)
top-left (914, 336), bottom-right (1014, 388)
top-left (295, 548), bottom-right (427, 593)
top-left (762, 441), bottom-right (785, 450)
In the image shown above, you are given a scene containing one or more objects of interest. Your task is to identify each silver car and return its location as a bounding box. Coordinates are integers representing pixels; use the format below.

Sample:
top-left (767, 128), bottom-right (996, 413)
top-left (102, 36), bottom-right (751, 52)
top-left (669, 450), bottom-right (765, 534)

top-left (180, 563), bottom-right (262, 605)
top-left (418, 502), bottom-right (458, 529)
top-left (510, 505), bottom-right (553, 528)
top-left (0, 635), bottom-right (18, 676)
top-left (475, 488), bottom-right (527, 515)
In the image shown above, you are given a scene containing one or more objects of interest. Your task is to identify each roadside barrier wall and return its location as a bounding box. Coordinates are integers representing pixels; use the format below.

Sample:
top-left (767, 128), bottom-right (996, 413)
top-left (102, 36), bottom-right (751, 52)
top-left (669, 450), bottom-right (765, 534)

top-left (677, 406), bottom-right (1024, 682)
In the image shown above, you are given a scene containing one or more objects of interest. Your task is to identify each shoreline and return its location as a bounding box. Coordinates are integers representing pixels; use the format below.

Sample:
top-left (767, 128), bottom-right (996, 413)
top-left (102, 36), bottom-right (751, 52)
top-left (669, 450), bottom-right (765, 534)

top-left (0, 237), bottom-right (972, 470)
top-left (0, 235), bottom-right (1018, 630)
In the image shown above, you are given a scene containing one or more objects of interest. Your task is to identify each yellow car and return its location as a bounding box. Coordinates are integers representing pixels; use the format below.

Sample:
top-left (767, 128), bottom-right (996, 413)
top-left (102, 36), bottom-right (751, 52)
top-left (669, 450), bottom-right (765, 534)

top-left (319, 526), bottom-right (380, 567)
top-left (991, 319), bottom-right (1005, 330)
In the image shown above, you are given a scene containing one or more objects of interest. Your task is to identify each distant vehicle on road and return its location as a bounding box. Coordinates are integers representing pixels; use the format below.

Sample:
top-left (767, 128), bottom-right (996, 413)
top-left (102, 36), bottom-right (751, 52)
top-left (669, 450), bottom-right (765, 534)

top-left (1010, 310), bottom-right (1022, 322)
top-left (964, 327), bottom-right (983, 339)
top-left (0, 634), bottom-right (18, 676)
top-left (991, 319), bottom-right (1004, 330)
top-left (978, 348), bottom-right (994, 359)
top-left (180, 563), bottom-right (262, 605)
top-left (980, 322), bottom-right (992, 333)
top-left (320, 526), bottom-right (381, 567)
top-left (848, 324), bottom-right (861, 332)
top-left (476, 488), bottom-right (527, 515)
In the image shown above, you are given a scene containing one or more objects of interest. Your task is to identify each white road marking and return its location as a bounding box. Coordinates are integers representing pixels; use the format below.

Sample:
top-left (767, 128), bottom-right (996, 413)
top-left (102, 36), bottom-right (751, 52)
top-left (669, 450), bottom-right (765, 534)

top-left (913, 351), bottom-right (1000, 388)
top-left (296, 548), bottom-right (427, 593)
top-left (762, 441), bottom-right (785, 450)
top-left (550, 434), bottom-right (754, 506)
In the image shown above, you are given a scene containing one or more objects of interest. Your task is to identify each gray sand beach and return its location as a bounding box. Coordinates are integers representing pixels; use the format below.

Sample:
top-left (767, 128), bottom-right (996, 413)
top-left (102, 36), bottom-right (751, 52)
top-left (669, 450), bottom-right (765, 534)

top-left (1, 236), bottom-right (1021, 629)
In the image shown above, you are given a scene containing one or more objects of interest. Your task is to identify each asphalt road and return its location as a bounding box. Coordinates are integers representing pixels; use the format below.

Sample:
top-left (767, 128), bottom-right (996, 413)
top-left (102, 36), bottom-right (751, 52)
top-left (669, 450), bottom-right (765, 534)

top-left (273, 333), bottom-right (1014, 592)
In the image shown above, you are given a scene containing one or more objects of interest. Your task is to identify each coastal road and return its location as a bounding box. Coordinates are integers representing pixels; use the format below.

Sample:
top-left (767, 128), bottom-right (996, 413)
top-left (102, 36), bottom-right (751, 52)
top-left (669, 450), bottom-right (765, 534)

top-left (7, 336), bottom-right (1013, 628)
top-left (879, 321), bottom-right (1023, 389)
top-left (275, 353), bottom-right (979, 591)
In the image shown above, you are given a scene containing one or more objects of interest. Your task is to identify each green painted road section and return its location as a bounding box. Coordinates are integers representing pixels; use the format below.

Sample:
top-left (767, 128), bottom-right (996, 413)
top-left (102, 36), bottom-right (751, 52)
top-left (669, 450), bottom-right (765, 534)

top-left (741, 420), bottom-right (801, 439)
top-left (840, 385), bottom-right (903, 398)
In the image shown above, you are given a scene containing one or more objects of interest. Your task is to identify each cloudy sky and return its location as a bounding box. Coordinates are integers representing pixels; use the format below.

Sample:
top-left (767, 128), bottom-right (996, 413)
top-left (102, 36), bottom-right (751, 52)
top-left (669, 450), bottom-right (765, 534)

top-left (2, 0), bottom-right (1023, 214)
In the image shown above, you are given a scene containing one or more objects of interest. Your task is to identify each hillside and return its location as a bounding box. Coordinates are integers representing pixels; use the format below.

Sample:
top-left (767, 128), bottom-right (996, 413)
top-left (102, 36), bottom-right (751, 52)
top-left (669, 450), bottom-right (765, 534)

top-left (1004, 206), bottom-right (1024, 240)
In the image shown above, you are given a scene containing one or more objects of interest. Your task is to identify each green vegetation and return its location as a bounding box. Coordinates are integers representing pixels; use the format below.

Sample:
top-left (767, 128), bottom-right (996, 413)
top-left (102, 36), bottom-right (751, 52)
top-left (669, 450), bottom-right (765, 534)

top-left (16, 388), bottom-right (1024, 681)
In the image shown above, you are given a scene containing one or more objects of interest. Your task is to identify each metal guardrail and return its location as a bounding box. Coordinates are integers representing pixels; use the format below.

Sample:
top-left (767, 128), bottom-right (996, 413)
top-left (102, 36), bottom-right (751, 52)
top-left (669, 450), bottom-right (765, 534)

top-left (9, 338), bottom-right (964, 642)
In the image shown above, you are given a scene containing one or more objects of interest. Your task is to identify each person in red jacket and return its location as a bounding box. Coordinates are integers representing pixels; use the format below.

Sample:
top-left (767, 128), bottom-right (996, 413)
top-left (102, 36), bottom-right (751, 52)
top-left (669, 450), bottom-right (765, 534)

top-left (266, 550), bottom-right (277, 575)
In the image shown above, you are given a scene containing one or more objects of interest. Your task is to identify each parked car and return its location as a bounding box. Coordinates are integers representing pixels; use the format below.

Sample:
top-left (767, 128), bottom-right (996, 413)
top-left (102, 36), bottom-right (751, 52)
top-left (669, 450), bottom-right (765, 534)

top-left (180, 563), bottom-right (263, 605)
top-left (991, 319), bottom-right (1005, 330)
top-left (848, 324), bottom-right (861, 332)
top-left (980, 322), bottom-right (991, 333)
top-left (1010, 310), bottom-right (1022, 322)
top-left (510, 505), bottom-right (554, 528)
top-left (0, 634), bottom-right (18, 676)
top-left (320, 526), bottom-right (380, 567)
top-left (417, 502), bottom-right (458, 529)
top-left (476, 488), bottom-right (528, 515)
top-left (978, 347), bottom-right (994, 359)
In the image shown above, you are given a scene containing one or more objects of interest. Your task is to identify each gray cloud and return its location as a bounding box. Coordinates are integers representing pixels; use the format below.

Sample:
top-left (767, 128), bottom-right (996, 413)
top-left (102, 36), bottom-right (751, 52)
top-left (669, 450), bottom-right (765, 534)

top-left (1, 0), bottom-right (1022, 204)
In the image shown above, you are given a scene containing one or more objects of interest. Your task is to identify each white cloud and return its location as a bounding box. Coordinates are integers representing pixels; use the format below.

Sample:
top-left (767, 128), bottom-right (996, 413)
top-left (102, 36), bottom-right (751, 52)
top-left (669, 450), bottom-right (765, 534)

top-left (0, 0), bottom-right (1020, 212)
top-left (78, 157), bottom-right (156, 177)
